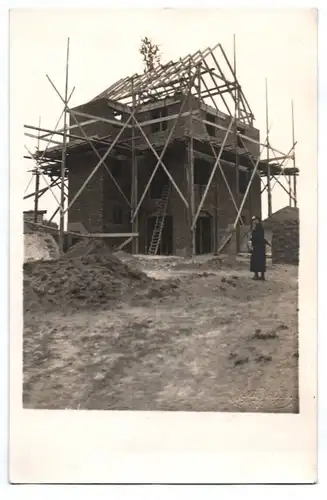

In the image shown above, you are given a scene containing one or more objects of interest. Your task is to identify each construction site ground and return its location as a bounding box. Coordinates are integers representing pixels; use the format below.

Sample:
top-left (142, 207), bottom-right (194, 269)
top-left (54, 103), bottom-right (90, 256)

top-left (23, 243), bottom-right (299, 412)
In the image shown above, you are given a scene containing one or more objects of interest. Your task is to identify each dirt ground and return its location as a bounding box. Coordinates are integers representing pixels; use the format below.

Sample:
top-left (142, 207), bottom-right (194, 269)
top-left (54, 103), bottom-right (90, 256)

top-left (23, 250), bottom-right (299, 412)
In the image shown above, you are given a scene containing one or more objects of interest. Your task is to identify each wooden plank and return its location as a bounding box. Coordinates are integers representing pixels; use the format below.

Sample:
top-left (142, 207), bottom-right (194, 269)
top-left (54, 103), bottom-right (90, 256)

top-left (25, 121), bottom-right (98, 139)
top-left (116, 236), bottom-right (133, 250)
top-left (192, 115), bottom-right (289, 157)
top-left (69, 109), bottom-right (132, 129)
top-left (216, 232), bottom-right (232, 255)
top-left (138, 110), bottom-right (198, 127)
top-left (24, 133), bottom-right (63, 145)
top-left (139, 98), bottom-right (181, 112)
top-left (67, 232), bottom-right (139, 238)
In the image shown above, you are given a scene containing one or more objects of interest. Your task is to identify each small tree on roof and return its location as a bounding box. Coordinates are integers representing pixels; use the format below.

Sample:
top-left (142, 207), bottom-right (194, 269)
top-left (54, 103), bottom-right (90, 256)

top-left (139, 37), bottom-right (161, 73)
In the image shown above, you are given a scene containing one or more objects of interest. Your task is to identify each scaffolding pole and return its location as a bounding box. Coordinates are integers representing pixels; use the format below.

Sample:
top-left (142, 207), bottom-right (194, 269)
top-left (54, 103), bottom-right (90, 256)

top-left (188, 63), bottom-right (195, 256)
top-left (59, 38), bottom-right (70, 255)
top-left (292, 100), bottom-right (297, 208)
top-left (187, 137), bottom-right (195, 257)
top-left (131, 74), bottom-right (196, 223)
top-left (217, 130), bottom-right (271, 255)
top-left (266, 79), bottom-right (272, 217)
top-left (214, 166), bottom-right (219, 253)
top-left (47, 76), bottom-right (132, 209)
top-left (23, 38), bottom-right (299, 258)
top-left (233, 35), bottom-right (240, 252)
top-left (25, 145), bottom-right (61, 206)
top-left (131, 77), bottom-right (139, 254)
top-left (191, 117), bottom-right (235, 230)
top-left (202, 121), bottom-right (244, 226)
top-left (64, 110), bottom-right (136, 214)
top-left (34, 116), bottom-right (41, 223)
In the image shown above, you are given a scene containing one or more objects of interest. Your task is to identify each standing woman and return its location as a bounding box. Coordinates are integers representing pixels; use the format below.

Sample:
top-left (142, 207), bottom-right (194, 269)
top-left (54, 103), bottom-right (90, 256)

top-left (249, 216), bottom-right (270, 280)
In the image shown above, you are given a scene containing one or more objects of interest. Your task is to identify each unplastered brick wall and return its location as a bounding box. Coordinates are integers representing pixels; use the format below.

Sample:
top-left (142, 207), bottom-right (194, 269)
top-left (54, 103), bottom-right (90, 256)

top-left (196, 102), bottom-right (260, 157)
top-left (66, 142), bottom-right (262, 254)
top-left (171, 154), bottom-right (190, 256)
top-left (215, 165), bottom-right (258, 225)
top-left (68, 151), bottom-right (104, 232)
top-left (135, 149), bottom-right (262, 255)
top-left (135, 148), bottom-right (188, 254)
top-left (102, 159), bottom-right (132, 237)
top-left (70, 98), bottom-right (132, 143)
top-left (131, 149), bottom-right (190, 255)
top-left (264, 207), bottom-right (299, 265)
top-left (135, 101), bottom-right (187, 149)
top-left (272, 222), bottom-right (299, 265)
top-left (134, 94), bottom-right (206, 149)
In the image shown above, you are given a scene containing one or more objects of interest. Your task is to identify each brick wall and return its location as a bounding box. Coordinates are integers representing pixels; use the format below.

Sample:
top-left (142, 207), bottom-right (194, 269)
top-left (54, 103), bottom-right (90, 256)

top-left (70, 98), bottom-right (132, 143)
top-left (272, 221), bottom-right (299, 265)
top-left (67, 143), bottom-right (261, 254)
top-left (67, 151), bottom-right (104, 232)
top-left (70, 95), bottom-right (260, 160)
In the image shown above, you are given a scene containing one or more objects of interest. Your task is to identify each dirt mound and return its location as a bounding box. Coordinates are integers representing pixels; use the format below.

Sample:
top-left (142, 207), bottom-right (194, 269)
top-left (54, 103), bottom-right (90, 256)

top-left (24, 232), bottom-right (59, 263)
top-left (113, 250), bottom-right (132, 260)
top-left (197, 254), bottom-right (250, 271)
top-left (23, 252), bottom-right (153, 312)
top-left (65, 238), bottom-right (112, 259)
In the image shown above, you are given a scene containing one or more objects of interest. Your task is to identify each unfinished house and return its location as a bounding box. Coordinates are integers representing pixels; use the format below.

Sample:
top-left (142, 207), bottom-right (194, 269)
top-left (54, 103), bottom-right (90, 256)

top-left (30, 42), bottom-right (298, 256)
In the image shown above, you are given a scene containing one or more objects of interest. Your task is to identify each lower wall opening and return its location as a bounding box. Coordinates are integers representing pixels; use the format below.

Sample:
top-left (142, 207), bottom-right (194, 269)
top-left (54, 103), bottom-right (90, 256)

top-left (196, 214), bottom-right (212, 254)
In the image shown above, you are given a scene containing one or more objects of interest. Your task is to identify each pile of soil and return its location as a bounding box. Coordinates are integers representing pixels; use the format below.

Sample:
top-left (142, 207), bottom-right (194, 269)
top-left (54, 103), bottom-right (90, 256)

top-left (23, 251), bottom-right (153, 312)
top-left (65, 238), bottom-right (113, 259)
top-left (24, 232), bottom-right (60, 263)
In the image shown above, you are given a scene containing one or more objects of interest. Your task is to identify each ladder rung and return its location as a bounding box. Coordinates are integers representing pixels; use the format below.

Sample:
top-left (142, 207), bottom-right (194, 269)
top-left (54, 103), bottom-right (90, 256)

top-left (148, 184), bottom-right (170, 256)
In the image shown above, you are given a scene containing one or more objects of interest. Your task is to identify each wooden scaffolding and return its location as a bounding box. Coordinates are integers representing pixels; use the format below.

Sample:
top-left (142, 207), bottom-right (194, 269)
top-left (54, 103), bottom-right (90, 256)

top-left (23, 38), bottom-right (299, 256)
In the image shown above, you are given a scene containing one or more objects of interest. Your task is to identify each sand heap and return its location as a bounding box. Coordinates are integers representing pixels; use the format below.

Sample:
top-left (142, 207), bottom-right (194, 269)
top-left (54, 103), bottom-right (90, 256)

top-left (24, 232), bottom-right (60, 263)
top-left (24, 240), bottom-right (152, 312)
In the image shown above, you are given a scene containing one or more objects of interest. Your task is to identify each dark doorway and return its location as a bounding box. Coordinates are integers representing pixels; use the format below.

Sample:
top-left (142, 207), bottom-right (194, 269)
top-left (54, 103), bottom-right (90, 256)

top-left (196, 215), bottom-right (212, 254)
top-left (147, 215), bottom-right (173, 255)
top-left (194, 158), bottom-right (211, 185)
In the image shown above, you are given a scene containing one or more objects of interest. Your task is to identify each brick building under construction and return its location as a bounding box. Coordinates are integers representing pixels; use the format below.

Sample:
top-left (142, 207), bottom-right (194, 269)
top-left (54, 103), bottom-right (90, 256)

top-left (26, 41), bottom-right (298, 257)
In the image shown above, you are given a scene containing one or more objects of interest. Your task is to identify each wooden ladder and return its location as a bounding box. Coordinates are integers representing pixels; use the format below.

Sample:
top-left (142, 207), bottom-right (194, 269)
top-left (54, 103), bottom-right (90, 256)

top-left (148, 184), bottom-right (170, 256)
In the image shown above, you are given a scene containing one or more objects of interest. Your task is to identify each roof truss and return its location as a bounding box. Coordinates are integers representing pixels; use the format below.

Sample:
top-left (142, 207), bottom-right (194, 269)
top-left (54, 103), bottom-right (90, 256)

top-left (92, 42), bottom-right (255, 124)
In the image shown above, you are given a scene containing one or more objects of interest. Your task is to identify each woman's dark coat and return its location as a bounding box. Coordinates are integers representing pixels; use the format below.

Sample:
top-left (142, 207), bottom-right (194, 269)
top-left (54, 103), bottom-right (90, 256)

top-left (250, 222), bottom-right (267, 273)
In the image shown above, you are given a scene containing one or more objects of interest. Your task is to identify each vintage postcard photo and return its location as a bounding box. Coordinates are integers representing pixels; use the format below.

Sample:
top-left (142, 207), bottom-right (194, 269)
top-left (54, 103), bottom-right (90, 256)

top-left (9, 7), bottom-right (317, 483)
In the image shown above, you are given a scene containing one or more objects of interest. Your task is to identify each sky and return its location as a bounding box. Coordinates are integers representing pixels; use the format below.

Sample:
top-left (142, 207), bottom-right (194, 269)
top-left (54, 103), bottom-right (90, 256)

top-left (10, 8), bottom-right (317, 224)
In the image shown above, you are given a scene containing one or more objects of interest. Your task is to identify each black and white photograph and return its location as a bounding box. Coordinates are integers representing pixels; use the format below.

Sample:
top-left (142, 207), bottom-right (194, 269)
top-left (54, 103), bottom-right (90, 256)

top-left (9, 6), bottom-right (317, 484)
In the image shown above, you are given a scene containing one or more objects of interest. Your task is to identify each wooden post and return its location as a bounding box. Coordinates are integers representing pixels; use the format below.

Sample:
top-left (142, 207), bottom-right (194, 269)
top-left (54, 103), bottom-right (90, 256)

top-left (34, 116), bottom-right (41, 223)
top-left (131, 77), bottom-right (139, 254)
top-left (266, 79), bottom-right (272, 216)
top-left (34, 171), bottom-right (40, 223)
top-left (233, 35), bottom-right (240, 253)
top-left (248, 168), bottom-right (252, 223)
top-left (187, 138), bottom-right (195, 257)
top-left (187, 63), bottom-right (196, 257)
top-left (214, 168), bottom-right (219, 253)
top-left (291, 100), bottom-right (297, 208)
top-left (59, 38), bottom-right (70, 256)
top-left (293, 173), bottom-right (297, 208)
